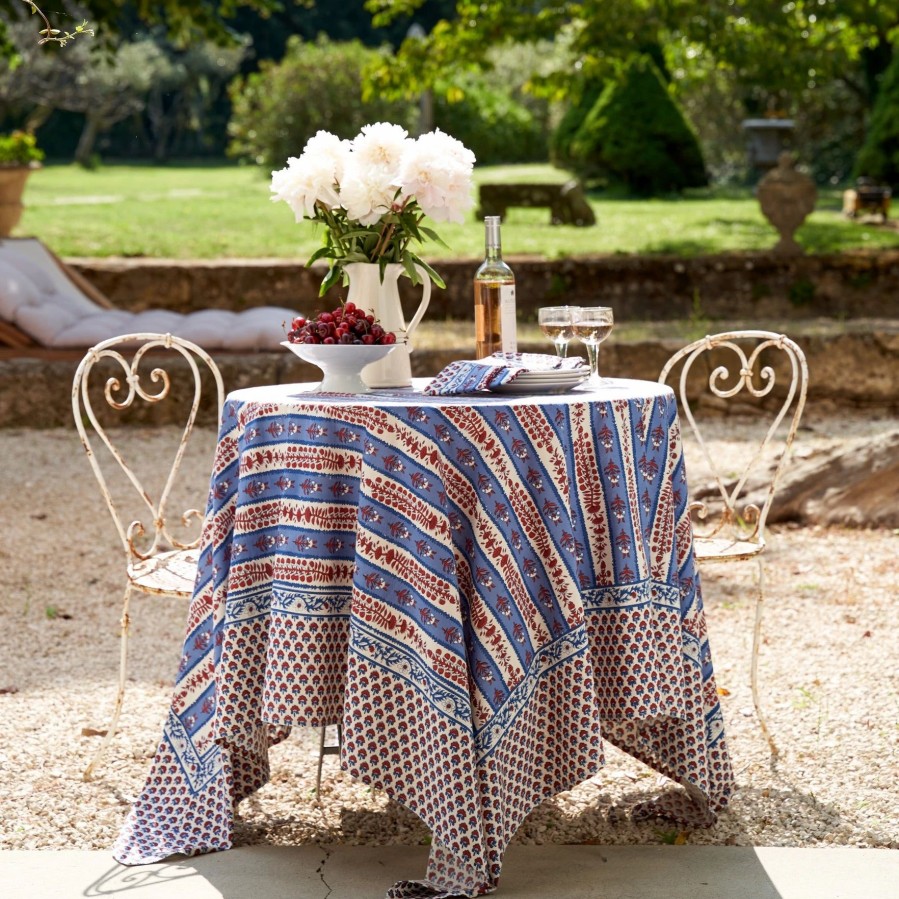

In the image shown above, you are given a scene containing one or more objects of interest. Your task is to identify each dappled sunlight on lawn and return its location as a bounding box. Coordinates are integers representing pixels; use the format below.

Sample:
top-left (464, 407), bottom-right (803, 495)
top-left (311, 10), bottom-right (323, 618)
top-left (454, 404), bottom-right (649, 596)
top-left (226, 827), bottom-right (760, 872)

top-left (18, 162), bottom-right (899, 259)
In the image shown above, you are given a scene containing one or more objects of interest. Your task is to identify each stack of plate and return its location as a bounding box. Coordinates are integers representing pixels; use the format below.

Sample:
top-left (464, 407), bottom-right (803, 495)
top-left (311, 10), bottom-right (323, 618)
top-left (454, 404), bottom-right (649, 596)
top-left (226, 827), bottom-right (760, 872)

top-left (492, 368), bottom-right (590, 394)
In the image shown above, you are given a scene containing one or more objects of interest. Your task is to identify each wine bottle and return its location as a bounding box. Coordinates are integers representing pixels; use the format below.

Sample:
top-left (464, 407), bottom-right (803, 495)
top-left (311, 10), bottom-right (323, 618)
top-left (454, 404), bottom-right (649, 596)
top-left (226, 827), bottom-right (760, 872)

top-left (474, 216), bottom-right (517, 357)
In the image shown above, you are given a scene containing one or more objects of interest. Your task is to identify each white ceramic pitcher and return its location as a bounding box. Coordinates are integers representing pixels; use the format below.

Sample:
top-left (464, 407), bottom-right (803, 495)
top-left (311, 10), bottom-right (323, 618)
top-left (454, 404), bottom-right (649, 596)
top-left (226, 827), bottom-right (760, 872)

top-left (345, 261), bottom-right (431, 388)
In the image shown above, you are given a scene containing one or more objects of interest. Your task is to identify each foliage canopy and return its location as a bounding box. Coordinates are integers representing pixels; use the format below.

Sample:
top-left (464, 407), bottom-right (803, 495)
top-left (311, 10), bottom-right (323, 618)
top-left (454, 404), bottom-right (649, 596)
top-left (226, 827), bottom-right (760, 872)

top-left (0, 0), bottom-right (277, 57)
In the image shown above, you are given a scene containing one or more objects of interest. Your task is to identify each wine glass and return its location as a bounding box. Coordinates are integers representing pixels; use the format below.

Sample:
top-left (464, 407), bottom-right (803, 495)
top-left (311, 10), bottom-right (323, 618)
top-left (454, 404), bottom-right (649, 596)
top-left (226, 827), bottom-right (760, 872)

top-left (538, 305), bottom-right (580, 357)
top-left (572, 306), bottom-right (614, 386)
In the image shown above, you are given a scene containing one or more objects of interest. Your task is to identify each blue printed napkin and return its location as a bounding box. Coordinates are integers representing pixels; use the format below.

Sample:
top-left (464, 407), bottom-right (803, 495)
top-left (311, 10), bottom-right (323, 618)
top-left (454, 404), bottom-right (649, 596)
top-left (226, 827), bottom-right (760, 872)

top-left (423, 352), bottom-right (588, 396)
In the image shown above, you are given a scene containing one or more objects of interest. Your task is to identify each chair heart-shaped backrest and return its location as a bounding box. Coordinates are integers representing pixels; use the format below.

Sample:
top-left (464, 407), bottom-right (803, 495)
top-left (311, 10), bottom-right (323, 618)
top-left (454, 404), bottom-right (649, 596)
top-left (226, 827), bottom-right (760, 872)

top-left (72, 332), bottom-right (225, 562)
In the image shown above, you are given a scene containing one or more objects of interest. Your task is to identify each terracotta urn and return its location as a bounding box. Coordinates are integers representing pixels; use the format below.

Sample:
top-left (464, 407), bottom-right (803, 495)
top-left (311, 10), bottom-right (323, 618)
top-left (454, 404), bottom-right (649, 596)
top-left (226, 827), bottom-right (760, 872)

top-left (0, 162), bottom-right (40, 237)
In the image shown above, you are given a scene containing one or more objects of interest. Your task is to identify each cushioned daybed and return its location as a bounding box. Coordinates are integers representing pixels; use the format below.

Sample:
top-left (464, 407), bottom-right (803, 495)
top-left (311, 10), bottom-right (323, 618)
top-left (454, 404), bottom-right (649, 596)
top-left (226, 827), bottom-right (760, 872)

top-left (0, 238), bottom-right (295, 352)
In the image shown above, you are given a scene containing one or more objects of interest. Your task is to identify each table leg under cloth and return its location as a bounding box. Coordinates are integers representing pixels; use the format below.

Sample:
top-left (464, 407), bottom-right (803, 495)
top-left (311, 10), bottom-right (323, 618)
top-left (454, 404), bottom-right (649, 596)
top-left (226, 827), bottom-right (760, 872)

top-left (114, 386), bottom-right (734, 898)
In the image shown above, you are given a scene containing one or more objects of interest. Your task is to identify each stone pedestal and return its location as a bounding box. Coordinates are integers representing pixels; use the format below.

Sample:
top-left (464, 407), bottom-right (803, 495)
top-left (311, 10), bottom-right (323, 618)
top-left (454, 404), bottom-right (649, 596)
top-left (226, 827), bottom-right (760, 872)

top-left (756, 152), bottom-right (817, 254)
top-left (742, 118), bottom-right (795, 172)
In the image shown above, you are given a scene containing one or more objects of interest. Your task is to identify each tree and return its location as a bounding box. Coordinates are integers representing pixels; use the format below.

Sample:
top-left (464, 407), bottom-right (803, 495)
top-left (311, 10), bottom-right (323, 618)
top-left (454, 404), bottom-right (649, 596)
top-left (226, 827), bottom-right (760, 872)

top-left (2, 0), bottom-right (456, 61)
top-left (138, 36), bottom-right (247, 160)
top-left (0, 23), bottom-right (245, 163)
top-left (365, 1), bottom-right (899, 111)
top-left (227, 36), bottom-right (417, 169)
top-left (1, 0), bottom-right (277, 58)
top-left (0, 23), bottom-right (152, 164)
top-left (362, 1), bottom-right (899, 183)
top-left (570, 54), bottom-right (706, 194)
top-left (853, 51), bottom-right (899, 187)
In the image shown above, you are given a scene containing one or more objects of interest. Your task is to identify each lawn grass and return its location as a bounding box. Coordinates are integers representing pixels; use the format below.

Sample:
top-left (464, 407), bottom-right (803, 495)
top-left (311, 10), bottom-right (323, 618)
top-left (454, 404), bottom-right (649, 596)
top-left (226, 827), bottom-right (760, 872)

top-left (18, 160), bottom-right (899, 259)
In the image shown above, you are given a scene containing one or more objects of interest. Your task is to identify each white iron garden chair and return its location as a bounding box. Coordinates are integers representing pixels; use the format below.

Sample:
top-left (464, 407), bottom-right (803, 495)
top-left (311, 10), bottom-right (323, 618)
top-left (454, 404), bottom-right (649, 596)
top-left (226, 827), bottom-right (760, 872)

top-left (73, 333), bottom-right (224, 781)
top-left (659, 330), bottom-right (808, 757)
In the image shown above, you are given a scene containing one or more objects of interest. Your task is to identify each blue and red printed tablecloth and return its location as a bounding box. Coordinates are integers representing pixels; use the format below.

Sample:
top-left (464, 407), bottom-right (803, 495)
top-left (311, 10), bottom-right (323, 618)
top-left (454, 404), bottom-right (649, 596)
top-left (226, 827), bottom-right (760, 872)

top-left (114, 378), bottom-right (734, 898)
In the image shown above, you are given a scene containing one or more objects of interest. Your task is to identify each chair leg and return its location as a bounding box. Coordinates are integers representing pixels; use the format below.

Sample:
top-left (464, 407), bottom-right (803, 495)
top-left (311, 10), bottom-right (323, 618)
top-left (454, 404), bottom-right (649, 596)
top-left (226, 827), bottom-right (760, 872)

top-left (750, 559), bottom-right (778, 758)
top-left (315, 723), bottom-right (342, 796)
top-left (83, 583), bottom-right (133, 781)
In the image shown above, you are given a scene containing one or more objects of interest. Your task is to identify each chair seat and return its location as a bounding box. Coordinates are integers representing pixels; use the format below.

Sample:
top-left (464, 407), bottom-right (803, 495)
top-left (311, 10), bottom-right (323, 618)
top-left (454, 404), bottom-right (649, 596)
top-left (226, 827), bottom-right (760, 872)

top-left (128, 548), bottom-right (201, 596)
top-left (693, 536), bottom-right (766, 563)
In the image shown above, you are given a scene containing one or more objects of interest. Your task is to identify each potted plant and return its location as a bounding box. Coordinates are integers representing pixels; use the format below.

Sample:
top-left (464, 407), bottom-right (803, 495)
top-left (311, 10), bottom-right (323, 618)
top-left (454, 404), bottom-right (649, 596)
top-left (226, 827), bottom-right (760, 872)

top-left (0, 130), bottom-right (44, 237)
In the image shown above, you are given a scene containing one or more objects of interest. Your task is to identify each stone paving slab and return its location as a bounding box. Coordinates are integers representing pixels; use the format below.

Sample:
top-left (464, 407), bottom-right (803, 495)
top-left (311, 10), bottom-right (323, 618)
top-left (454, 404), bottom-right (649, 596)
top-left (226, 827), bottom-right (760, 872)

top-left (2, 846), bottom-right (897, 899)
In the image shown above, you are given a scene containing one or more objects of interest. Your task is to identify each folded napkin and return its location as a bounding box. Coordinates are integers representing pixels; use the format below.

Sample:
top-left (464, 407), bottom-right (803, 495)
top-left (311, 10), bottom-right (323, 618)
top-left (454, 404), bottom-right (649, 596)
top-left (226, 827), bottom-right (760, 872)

top-left (423, 352), bottom-right (587, 396)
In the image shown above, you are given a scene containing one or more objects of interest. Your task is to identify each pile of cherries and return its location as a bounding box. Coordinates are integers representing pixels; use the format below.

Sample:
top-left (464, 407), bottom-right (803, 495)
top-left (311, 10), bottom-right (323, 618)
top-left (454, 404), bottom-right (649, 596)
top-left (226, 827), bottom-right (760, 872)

top-left (286, 302), bottom-right (397, 346)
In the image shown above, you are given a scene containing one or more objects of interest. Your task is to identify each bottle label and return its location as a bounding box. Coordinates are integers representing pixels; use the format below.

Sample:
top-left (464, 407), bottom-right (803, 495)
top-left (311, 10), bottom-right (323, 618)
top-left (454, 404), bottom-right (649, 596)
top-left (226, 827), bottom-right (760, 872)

top-left (500, 283), bottom-right (517, 353)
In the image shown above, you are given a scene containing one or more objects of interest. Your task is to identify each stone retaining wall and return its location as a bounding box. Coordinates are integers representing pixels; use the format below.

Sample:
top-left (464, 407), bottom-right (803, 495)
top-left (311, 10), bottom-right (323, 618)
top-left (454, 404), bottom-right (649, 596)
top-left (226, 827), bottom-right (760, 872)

top-left (4, 326), bottom-right (896, 428)
top-left (69, 251), bottom-right (899, 321)
top-left (5, 253), bottom-right (896, 427)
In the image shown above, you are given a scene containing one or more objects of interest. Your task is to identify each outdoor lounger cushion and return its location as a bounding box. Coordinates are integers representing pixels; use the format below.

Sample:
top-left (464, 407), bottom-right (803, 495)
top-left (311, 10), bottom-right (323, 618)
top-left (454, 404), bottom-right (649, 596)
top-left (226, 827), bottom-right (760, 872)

top-left (0, 238), bottom-right (295, 351)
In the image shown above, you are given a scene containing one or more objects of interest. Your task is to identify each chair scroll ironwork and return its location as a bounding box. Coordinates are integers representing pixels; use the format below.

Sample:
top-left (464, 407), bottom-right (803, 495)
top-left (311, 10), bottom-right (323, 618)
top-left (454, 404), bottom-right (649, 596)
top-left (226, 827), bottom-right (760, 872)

top-left (659, 330), bottom-right (809, 756)
top-left (72, 333), bottom-right (224, 781)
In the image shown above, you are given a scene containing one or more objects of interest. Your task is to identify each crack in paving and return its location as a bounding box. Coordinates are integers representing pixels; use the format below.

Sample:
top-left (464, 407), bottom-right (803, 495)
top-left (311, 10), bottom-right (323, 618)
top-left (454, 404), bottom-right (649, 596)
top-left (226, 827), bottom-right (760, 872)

top-left (315, 842), bottom-right (334, 899)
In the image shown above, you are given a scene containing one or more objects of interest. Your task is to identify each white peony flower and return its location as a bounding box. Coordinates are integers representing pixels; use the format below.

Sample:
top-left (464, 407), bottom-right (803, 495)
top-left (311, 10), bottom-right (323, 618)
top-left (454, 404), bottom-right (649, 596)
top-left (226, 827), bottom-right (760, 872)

top-left (270, 131), bottom-right (350, 220)
top-left (339, 158), bottom-right (399, 227)
top-left (415, 128), bottom-right (477, 171)
top-left (396, 129), bottom-right (476, 223)
top-left (305, 132), bottom-right (351, 187)
top-left (351, 122), bottom-right (412, 173)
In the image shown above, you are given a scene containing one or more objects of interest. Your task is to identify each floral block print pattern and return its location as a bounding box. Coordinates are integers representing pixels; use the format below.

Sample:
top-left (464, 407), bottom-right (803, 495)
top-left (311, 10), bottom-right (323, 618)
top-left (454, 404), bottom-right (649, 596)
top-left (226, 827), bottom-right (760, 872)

top-left (114, 379), bottom-right (734, 898)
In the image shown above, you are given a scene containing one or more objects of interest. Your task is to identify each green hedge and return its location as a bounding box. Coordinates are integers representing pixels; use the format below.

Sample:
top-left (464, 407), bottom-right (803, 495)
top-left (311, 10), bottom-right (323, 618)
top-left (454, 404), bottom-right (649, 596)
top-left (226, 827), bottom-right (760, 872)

top-left (227, 36), bottom-right (416, 169)
top-left (570, 54), bottom-right (707, 195)
top-left (550, 77), bottom-right (605, 168)
top-left (433, 72), bottom-right (547, 166)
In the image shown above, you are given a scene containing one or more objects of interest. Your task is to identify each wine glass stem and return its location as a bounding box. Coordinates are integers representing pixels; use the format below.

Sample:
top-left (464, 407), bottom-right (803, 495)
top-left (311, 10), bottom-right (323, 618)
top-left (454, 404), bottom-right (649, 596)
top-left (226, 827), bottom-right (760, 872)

top-left (585, 342), bottom-right (599, 378)
top-left (554, 339), bottom-right (568, 358)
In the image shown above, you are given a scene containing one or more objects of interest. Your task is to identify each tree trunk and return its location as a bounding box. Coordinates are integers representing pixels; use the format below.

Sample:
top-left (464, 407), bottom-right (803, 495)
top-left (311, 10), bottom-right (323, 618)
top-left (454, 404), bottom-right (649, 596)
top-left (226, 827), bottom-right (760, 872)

top-left (74, 116), bottom-right (100, 168)
top-left (24, 105), bottom-right (53, 133)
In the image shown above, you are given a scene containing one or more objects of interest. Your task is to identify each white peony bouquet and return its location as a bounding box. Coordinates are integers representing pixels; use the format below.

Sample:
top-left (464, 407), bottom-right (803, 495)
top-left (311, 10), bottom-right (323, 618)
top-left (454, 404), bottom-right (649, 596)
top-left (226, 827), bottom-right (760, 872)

top-left (270, 122), bottom-right (476, 295)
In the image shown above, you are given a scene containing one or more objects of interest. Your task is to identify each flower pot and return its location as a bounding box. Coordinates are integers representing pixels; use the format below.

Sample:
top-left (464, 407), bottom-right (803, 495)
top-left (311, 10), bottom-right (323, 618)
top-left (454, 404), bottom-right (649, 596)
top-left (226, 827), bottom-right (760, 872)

top-left (0, 164), bottom-right (39, 237)
top-left (345, 262), bottom-right (432, 388)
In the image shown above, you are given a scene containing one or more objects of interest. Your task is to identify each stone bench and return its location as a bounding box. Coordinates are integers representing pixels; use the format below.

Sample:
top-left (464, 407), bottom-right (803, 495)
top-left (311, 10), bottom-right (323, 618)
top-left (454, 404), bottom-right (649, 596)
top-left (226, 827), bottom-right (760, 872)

top-left (477, 180), bottom-right (596, 226)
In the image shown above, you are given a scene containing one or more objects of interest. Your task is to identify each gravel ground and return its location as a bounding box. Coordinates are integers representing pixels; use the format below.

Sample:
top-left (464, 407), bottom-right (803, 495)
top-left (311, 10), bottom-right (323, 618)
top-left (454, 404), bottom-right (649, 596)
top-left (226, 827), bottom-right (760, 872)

top-left (0, 408), bottom-right (897, 855)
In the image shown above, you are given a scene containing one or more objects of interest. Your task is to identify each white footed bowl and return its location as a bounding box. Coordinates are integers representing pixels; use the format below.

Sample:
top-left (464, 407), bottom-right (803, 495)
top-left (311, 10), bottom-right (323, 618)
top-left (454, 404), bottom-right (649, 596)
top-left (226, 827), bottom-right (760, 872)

top-left (282, 341), bottom-right (398, 393)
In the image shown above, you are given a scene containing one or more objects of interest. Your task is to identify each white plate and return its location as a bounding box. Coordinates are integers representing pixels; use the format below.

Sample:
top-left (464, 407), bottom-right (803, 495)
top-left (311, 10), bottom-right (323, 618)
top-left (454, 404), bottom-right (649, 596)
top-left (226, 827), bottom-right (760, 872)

top-left (507, 368), bottom-right (588, 380)
top-left (502, 373), bottom-right (588, 386)
top-left (492, 374), bottom-right (589, 394)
